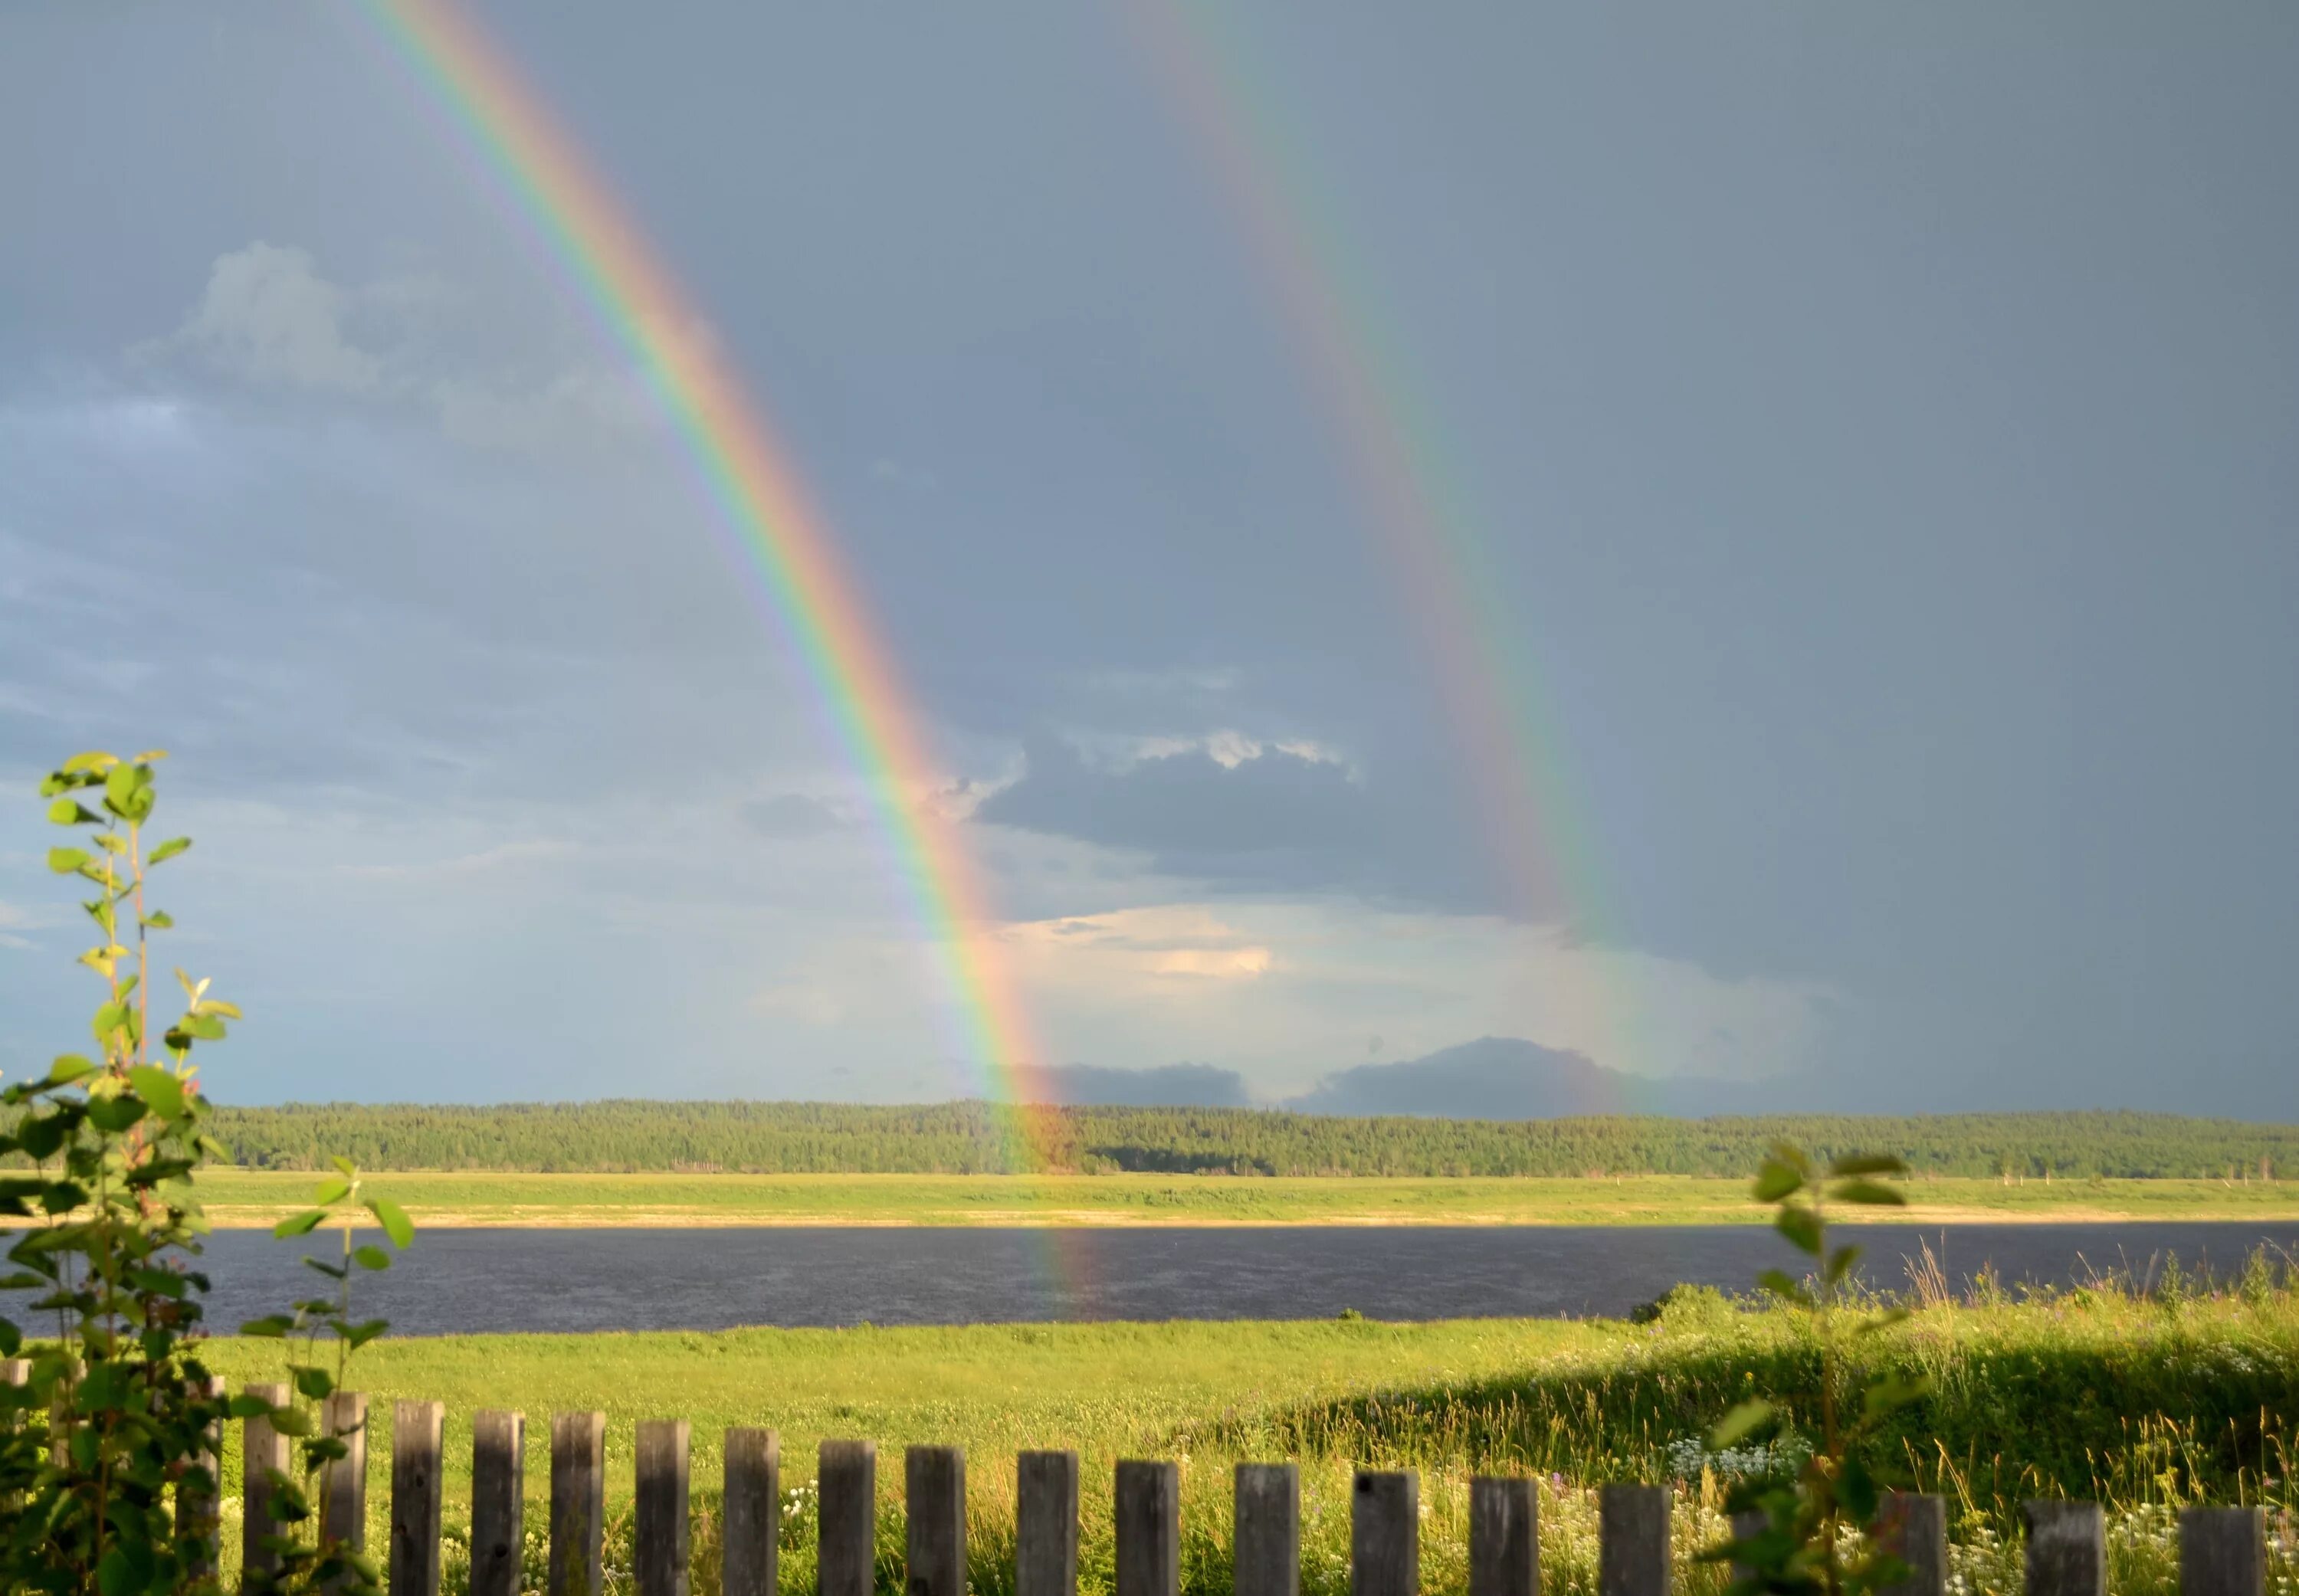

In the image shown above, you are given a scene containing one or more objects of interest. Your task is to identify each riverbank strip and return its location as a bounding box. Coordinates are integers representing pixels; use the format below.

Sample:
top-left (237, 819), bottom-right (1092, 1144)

top-left (178, 1170), bottom-right (2299, 1228)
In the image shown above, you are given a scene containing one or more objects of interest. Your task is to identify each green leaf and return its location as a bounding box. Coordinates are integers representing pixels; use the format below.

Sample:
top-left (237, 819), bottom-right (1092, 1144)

top-left (291, 1365), bottom-right (335, 1401)
top-left (47, 1054), bottom-right (96, 1086)
top-left (1774, 1204), bottom-right (1823, 1255)
top-left (366, 1195), bottom-right (415, 1249)
top-left (1753, 1158), bottom-right (1804, 1203)
top-left (182, 1014), bottom-right (228, 1041)
top-left (46, 798), bottom-right (99, 826)
top-left (1833, 1178), bottom-right (1907, 1208)
top-left (126, 1067), bottom-right (186, 1120)
top-left (1709, 1398), bottom-right (1774, 1448)
top-left (48, 847), bottom-right (90, 874)
top-left (330, 1154), bottom-right (358, 1179)
top-left (1757, 1268), bottom-right (1811, 1305)
top-left (86, 1093), bottom-right (146, 1132)
top-left (238, 1316), bottom-right (295, 1339)
top-left (1825, 1244), bottom-right (1863, 1285)
top-left (147, 837), bottom-right (192, 865)
top-left (266, 1406), bottom-right (313, 1437)
top-left (1828, 1152), bottom-right (1907, 1178)
top-left (141, 909), bottom-right (174, 929)
top-left (311, 1176), bottom-right (353, 1206)
top-left (62, 751), bottom-right (118, 775)
top-left (353, 1245), bottom-right (392, 1271)
top-left (273, 1208), bottom-right (328, 1239)
top-left (343, 1317), bottom-right (392, 1349)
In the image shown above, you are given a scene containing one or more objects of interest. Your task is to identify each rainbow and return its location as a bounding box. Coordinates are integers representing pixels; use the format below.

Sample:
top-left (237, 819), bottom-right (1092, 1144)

top-left (356, 0), bottom-right (1064, 1159)
top-left (1121, 2), bottom-right (1640, 1073)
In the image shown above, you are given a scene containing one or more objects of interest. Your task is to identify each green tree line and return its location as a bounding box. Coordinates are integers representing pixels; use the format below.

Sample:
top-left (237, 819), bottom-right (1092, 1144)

top-left (195, 1101), bottom-right (2299, 1178)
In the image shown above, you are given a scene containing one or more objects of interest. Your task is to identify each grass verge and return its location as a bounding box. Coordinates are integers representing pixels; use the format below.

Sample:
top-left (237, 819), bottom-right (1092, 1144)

top-left (192, 1286), bottom-right (2299, 1595)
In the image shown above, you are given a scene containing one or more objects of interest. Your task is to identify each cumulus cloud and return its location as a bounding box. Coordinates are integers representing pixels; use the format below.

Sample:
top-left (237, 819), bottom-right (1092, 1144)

top-left (146, 243), bottom-right (383, 392)
top-left (135, 242), bottom-right (652, 450)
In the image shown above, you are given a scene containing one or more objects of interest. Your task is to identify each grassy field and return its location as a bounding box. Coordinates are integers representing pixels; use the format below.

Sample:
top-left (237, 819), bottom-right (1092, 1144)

top-left (188, 1169), bottom-right (2299, 1228)
top-left (190, 1286), bottom-right (2299, 1596)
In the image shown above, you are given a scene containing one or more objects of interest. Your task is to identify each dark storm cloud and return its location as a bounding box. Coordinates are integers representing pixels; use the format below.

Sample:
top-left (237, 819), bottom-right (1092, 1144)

top-left (976, 736), bottom-right (1520, 914)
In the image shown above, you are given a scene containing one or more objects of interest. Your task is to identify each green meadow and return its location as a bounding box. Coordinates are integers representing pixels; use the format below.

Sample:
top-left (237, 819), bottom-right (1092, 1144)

top-left (189, 1168), bottom-right (2299, 1228)
top-left (192, 1283), bottom-right (2299, 1596)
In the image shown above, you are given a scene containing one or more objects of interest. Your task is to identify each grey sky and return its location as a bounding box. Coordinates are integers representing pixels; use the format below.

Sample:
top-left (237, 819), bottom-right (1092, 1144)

top-left (2, 2), bottom-right (2293, 1112)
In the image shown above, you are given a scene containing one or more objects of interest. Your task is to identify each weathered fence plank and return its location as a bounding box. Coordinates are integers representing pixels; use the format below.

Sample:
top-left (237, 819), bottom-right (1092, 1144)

top-left (241, 1381), bottom-right (292, 1594)
top-left (1236, 1463), bottom-right (1300, 1596)
top-left (320, 1391), bottom-right (369, 1561)
top-left (470, 1411), bottom-right (525, 1596)
top-left (820, 1439), bottom-right (878, 1596)
top-left (636, 1418), bottom-right (692, 1596)
top-left (1470, 1476), bottom-right (1538, 1596)
top-left (549, 1411), bottom-right (607, 1596)
top-left (1115, 1460), bottom-right (1181, 1596)
top-left (389, 1399), bottom-right (444, 1596)
top-left (1880, 1493), bottom-right (1947, 1596)
top-left (1018, 1450), bottom-right (1081, 1596)
top-left (723, 1427), bottom-right (782, 1596)
top-left (2180, 1506), bottom-right (2265, 1596)
top-left (907, 1446), bottom-right (966, 1596)
top-left (1353, 1470), bottom-right (1419, 1596)
top-left (2023, 1502), bottom-right (2104, 1596)
top-left (1599, 1484), bottom-right (1669, 1596)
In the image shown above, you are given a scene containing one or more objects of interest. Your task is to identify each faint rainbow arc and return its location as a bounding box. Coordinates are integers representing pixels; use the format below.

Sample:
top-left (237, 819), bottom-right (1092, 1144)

top-left (1123, 0), bottom-right (1638, 1073)
top-left (359, 0), bottom-right (1068, 1158)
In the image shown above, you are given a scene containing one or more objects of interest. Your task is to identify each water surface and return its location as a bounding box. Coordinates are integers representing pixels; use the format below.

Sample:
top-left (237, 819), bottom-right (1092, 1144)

top-left (123, 1221), bottom-right (2299, 1336)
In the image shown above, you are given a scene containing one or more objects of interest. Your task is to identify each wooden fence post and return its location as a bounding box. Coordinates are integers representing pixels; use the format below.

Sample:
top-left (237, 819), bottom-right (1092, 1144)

top-left (1018, 1450), bottom-right (1081, 1596)
top-left (470, 1411), bottom-right (525, 1596)
top-left (2023, 1502), bottom-right (2104, 1596)
top-left (390, 1400), bottom-right (445, 1596)
top-left (723, 1428), bottom-right (781, 1596)
top-left (320, 1391), bottom-right (369, 1564)
top-left (908, 1447), bottom-right (966, 1596)
top-left (179, 1375), bottom-right (227, 1583)
top-left (1725, 1511), bottom-right (1766, 1586)
top-left (1115, 1461), bottom-right (1180, 1596)
top-left (1880, 1493), bottom-right (1947, 1596)
top-left (1599, 1484), bottom-right (1669, 1596)
top-left (819, 1440), bottom-right (878, 1596)
top-left (1236, 1463), bottom-right (1300, 1596)
top-left (1470, 1477), bottom-right (1538, 1596)
top-left (637, 1419), bottom-right (692, 1596)
top-left (1353, 1470), bottom-right (1418, 1596)
top-left (241, 1381), bottom-right (291, 1594)
top-left (550, 1411), bottom-right (607, 1596)
top-left (2180, 1507), bottom-right (2265, 1596)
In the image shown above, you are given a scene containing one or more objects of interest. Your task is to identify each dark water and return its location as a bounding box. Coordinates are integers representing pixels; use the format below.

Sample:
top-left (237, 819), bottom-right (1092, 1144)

top-left (71, 1221), bottom-right (2293, 1336)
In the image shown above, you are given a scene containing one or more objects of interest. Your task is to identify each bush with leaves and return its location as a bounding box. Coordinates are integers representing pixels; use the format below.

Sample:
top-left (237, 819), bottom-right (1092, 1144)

top-left (0, 750), bottom-right (411, 1596)
top-left (1704, 1143), bottom-right (1929, 1596)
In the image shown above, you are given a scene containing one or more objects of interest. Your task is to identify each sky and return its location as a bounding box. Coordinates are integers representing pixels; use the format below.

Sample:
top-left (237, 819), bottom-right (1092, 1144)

top-left (2, 2), bottom-right (2294, 1113)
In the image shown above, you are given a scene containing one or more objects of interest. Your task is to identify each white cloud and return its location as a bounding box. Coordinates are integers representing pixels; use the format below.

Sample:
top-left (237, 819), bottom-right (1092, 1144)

top-left (149, 243), bottom-right (382, 392)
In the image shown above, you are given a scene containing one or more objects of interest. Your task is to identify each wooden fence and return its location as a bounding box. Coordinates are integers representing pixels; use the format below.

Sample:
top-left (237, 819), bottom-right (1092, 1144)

top-left (165, 1387), bottom-right (2299, 1596)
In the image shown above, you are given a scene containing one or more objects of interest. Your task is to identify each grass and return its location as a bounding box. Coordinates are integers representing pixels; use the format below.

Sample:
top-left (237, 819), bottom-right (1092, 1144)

top-left (190, 1280), bottom-right (2299, 1596)
top-left (185, 1169), bottom-right (2299, 1229)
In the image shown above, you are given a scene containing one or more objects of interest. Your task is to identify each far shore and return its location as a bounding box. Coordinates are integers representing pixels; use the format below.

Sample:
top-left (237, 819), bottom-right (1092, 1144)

top-left (162, 1170), bottom-right (2299, 1231)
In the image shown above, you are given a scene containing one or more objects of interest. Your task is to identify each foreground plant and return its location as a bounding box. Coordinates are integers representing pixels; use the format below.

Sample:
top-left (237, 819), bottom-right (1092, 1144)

top-left (1705, 1143), bottom-right (1927, 1596)
top-left (0, 751), bottom-right (409, 1596)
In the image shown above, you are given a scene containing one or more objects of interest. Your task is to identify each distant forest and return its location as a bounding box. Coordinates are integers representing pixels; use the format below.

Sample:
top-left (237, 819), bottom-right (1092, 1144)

top-left (204, 1102), bottom-right (2298, 1178)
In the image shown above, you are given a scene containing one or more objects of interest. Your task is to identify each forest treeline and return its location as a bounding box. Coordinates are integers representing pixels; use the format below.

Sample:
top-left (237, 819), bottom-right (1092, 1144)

top-left (201, 1101), bottom-right (2299, 1178)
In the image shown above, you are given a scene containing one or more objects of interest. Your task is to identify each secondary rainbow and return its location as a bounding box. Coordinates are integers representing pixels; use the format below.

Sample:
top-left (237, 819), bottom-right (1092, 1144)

top-left (1122, 0), bottom-right (1640, 1072)
top-left (357, 0), bottom-right (1065, 1156)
